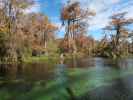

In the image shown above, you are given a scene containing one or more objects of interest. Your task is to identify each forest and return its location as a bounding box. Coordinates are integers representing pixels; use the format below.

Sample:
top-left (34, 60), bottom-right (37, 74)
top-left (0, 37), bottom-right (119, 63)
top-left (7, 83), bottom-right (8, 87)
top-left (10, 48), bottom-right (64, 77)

top-left (0, 0), bottom-right (133, 63)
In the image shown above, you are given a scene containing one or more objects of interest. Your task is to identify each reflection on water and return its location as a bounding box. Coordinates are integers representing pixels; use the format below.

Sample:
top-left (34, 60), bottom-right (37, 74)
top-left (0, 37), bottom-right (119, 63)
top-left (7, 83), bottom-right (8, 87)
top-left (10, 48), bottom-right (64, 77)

top-left (55, 59), bottom-right (68, 86)
top-left (0, 63), bottom-right (55, 82)
top-left (78, 58), bottom-right (133, 100)
top-left (0, 58), bottom-right (133, 100)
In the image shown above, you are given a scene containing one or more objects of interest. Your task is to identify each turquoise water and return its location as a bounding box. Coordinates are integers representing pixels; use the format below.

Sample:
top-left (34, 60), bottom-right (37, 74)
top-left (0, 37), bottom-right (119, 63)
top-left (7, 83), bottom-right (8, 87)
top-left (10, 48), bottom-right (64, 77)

top-left (0, 58), bottom-right (133, 100)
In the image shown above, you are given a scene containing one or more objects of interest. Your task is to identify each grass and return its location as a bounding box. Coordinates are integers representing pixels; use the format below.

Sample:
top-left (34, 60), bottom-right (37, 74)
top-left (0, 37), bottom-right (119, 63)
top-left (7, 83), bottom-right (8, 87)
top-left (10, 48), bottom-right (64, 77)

top-left (23, 55), bottom-right (60, 63)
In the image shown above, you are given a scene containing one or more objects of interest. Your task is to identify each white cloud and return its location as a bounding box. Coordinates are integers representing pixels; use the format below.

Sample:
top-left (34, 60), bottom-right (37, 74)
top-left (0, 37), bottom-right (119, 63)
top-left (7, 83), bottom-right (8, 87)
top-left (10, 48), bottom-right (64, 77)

top-left (62, 0), bottom-right (132, 38)
top-left (111, 0), bottom-right (120, 4)
top-left (61, 0), bottom-right (121, 30)
top-left (86, 0), bottom-right (133, 31)
top-left (23, 3), bottom-right (41, 14)
top-left (24, 0), bottom-right (132, 38)
top-left (57, 0), bottom-right (133, 38)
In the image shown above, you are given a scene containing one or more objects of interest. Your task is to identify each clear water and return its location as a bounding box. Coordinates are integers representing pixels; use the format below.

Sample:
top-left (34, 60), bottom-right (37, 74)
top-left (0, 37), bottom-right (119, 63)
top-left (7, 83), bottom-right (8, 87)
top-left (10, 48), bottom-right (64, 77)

top-left (0, 57), bottom-right (133, 100)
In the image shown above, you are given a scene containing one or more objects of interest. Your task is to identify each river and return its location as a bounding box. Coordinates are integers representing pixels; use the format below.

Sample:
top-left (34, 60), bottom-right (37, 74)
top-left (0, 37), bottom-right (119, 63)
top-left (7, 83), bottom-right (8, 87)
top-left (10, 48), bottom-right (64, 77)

top-left (0, 57), bottom-right (133, 100)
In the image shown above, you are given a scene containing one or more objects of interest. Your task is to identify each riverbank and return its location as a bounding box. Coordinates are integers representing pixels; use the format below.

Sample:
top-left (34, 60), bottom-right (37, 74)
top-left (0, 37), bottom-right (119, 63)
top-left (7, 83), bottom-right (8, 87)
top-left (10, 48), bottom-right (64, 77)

top-left (23, 53), bottom-right (85, 63)
top-left (23, 56), bottom-right (59, 63)
top-left (0, 52), bottom-right (132, 64)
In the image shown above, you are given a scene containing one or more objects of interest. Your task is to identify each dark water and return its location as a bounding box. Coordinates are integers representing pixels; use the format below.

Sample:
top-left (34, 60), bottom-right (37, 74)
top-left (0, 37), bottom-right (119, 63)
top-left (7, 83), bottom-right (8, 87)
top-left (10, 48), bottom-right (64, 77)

top-left (0, 58), bottom-right (133, 100)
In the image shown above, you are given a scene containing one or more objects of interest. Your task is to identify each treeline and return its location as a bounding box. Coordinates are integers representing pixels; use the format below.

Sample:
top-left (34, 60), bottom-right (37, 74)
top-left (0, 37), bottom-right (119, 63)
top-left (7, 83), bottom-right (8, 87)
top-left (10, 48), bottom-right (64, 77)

top-left (0, 0), bottom-right (133, 62)
top-left (95, 12), bottom-right (133, 58)
top-left (0, 0), bottom-right (58, 62)
top-left (59, 1), bottom-right (133, 58)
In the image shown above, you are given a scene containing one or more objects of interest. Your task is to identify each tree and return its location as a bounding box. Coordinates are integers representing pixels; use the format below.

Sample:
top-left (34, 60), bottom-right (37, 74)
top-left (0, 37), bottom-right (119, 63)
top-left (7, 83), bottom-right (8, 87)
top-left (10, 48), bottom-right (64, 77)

top-left (60, 1), bottom-right (95, 54)
top-left (76, 35), bottom-right (95, 56)
top-left (19, 13), bottom-right (58, 56)
top-left (0, 0), bottom-right (34, 61)
top-left (104, 12), bottom-right (133, 57)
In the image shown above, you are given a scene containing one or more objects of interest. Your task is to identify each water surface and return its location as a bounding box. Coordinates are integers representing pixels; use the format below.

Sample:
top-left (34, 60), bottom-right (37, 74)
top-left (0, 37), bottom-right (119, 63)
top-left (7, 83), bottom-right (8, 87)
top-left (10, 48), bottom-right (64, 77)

top-left (0, 58), bottom-right (133, 100)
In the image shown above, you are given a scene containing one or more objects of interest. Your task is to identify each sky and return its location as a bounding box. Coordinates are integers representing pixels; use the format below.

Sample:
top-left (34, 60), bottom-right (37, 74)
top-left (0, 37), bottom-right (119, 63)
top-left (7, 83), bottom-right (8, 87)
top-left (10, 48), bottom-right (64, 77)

top-left (25, 0), bottom-right (133, 40)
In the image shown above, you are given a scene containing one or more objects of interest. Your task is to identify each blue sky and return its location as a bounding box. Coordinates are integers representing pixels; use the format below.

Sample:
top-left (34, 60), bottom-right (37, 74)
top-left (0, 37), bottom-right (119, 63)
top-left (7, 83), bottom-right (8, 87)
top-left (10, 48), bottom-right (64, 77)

top-left (25, 0), bottom-right (133, 40)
